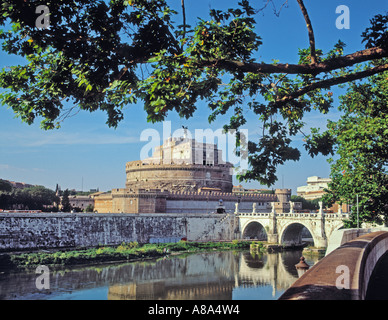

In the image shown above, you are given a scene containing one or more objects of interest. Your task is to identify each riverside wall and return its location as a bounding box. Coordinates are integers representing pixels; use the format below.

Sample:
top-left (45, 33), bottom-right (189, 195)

top-left (0, 212), bottom-right (236, 252)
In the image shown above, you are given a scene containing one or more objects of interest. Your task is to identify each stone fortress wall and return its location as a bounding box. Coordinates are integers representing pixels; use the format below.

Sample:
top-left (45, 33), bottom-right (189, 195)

top-left (94, 188), bottom-right (299, 214)
top-left (94, 136), bottom-right (301, 214)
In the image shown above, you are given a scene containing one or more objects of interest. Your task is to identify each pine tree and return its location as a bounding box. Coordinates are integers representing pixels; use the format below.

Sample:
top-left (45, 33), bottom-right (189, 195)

top-left (61, 189), bottom-right (72, 212)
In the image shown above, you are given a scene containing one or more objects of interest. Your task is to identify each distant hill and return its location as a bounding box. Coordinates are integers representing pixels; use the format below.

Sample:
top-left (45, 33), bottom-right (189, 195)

top-left (3, 180), bottom-right (36, 189)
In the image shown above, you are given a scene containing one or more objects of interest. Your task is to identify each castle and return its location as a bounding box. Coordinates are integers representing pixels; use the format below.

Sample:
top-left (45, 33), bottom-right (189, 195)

top-left (94, 136), bottom-right (299, 214)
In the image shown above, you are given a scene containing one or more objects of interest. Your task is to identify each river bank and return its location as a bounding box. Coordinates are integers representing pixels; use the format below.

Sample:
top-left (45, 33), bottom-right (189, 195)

top-left (0, 240), bottom-right (259, 270)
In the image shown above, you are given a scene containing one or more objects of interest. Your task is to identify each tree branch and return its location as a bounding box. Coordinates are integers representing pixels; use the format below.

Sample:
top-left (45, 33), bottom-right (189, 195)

top-left (296, 0), bottom-right (317, 64)
top-left (256, 0), bottom-right (289, 17)
top-left (274, 63), bottom-right (388, 105)
top-left (181, 0), bottom-right (186, 41)
top-left (197, 47), bottom-right (387, 75)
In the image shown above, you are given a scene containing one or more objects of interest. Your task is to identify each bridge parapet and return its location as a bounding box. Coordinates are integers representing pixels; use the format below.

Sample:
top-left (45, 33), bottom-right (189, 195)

top-left (279, 231), bottom-right (388, 300)
top-left (324, 213), bottom-right (350, 219)
top-left (237, 212), bottom-right (270, 218)
top-left (238, 212), bottom-right (349, 220)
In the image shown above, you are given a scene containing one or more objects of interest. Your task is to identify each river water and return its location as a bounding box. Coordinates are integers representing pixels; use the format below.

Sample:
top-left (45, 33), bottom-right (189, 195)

top-left (0, 250), bottom-right (321, 300)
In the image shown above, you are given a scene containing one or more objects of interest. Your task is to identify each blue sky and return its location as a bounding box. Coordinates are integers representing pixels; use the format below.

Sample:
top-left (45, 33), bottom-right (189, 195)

top-left (0, 0), bottom-right (386, 193)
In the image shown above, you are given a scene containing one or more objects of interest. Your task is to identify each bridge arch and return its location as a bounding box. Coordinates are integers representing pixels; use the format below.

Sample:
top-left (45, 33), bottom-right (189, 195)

top-left (241, 221), bottom-right (268, 241)
top-left (280, 222), bottom-right (315, 247)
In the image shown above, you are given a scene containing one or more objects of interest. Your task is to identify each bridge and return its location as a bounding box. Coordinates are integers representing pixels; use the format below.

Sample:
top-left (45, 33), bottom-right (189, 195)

top-left (237, 202), bottom-right (349, 248)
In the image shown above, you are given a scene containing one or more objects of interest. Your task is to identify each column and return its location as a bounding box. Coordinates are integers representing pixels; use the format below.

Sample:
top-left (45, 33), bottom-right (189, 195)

top-left (315, 201), bottom-right (327, 248)
top-left (267, 202), bottom-right (278, 244)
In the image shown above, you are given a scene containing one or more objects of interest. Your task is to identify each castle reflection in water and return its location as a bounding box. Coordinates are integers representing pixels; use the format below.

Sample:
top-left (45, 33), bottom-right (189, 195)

top-left (106, 250), bottom-right (319, 300)
top-left (0, 250), bottom-right (320, 300)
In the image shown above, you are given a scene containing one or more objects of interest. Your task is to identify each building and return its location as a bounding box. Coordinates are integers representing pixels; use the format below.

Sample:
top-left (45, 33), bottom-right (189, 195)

top-left (297, 176), bottom-right (332, 200)
top-left (6, 180), bottom-right (35, 189)
top-left (94, 136), bottom-right (301, 214)
top-left (125, 135), bottom-right (233, 192)
top-left (232, 184), bottom-right (273, 194)
top-left (68, 195), bottom-right (95, 211)
top-left (94, 187), bottom-right (300, 214)
top-left (296, 176), bottom-right (351, 213)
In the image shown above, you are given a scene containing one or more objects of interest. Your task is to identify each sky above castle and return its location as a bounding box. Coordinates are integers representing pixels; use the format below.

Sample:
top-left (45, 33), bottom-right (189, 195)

top-left (0, 0), bottom-right (385, 193)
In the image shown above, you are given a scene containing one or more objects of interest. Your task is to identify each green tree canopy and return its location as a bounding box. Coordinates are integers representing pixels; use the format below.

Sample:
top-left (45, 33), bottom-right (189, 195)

top-left (61, 189), bottom-right (72, 212)
top-left (290, 195), bottom-right (324, 211)
top-left (23, 185), bottom-right (59, 208)
top-left (309, 71), bottom-right (388, 226)
top-left (0, 184), bottom-right (59, 210)
top-left (0, 0), bottom-right (387, 188)
top-left (0, 179), bottom-right (12, 192)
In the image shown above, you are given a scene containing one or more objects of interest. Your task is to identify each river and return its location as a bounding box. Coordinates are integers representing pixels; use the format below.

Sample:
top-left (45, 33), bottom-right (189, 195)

top-left (0, 249), bottom-right (321, 300)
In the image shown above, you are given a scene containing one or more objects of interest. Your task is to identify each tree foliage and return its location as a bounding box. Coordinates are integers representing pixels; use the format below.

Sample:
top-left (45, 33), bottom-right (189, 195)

top-left (0, 179), bottom-right (12, 192)
top-left (0, 1), bottom-right (387, 188)
top-left (310, 71), bottom-right (388, 226)
top-left (61, 188), bottom-right (72, 212)
top-left (290, 195), bottom-right (324, 211)
top-left (0, 185), bottom-right (59, 210)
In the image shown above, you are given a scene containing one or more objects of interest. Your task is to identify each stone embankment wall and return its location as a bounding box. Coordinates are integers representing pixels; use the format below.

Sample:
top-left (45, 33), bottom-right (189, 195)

top-left (0, 212), bottom-right (236, 252)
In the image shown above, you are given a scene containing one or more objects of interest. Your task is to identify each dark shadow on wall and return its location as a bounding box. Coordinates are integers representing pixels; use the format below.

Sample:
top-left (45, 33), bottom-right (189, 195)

top-left (366, 251), bottom-right (388, 300)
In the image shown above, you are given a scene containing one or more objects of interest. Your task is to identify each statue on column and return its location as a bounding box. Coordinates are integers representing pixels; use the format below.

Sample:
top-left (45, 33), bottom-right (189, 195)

top-left (268, 202), bottom-right (278, 243)
top-left (252, 202), bottom-right (257, 214)
top-left (289, 201), bottom-right (294, 214)
top-left (319, 201), bottom-right (323, 214)
top-left (270, 202), bottom-right (276, 215)
top-left (234, 202), bottom-right (239, 214)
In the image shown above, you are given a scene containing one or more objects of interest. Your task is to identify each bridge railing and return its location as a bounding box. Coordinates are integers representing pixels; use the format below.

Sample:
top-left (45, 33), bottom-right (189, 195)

top-left (237, 212), bottom-right (271, 217)
top-left (237, 212), bottom-right (350, 219)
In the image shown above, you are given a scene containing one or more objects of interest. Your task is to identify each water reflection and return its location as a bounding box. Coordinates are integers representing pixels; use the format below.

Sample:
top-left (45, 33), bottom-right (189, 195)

top-left (0, 250), bottom-right (320, 300)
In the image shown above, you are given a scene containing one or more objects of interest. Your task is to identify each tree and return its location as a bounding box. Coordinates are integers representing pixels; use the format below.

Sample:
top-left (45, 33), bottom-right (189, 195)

top-left (0, 1), bottom-right (387, 187)
top-left (0, 179), bottom-right (12, 192)
top-left (307, 71), bottom-right (388, 226)
top-left (0, 184), bottom-right (59, 210)
top-left (85, 204), bottom-right (94, 212)
top-left (290, 195), bottom-right (324, 211)
top-left (61, 189), bottom-right (72, 212)
top-left (23, 185), bottom-right (60, 210)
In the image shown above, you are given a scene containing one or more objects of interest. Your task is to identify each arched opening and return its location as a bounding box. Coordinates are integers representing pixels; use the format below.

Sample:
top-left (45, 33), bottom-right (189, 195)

top-left (242, 221), bottom-right (267, 241)
top-left (281, 223), bottom-right (314, 247)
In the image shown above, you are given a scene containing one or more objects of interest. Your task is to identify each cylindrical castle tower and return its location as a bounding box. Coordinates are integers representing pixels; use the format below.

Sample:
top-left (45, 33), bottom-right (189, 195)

top-left (125, 136), bottom-right (234, 192)
top-left (125, 161), bottom-right (233, 192)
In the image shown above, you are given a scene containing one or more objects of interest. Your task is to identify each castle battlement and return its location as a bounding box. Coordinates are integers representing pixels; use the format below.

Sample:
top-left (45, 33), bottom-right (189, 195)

top-left (125, 161), bottom-right (232, 169)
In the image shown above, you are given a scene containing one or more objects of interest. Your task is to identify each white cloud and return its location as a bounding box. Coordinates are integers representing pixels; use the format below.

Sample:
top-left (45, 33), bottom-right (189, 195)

top-left (0, 130), bottom-right (140, 147)
top-left (0, 163), bottom-right (28, 173)
top-left (0, 164), bottom-right (11, 170)
top-left (28, 132), bottom-right (139, 147)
